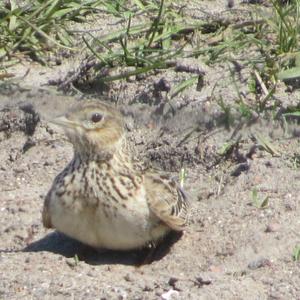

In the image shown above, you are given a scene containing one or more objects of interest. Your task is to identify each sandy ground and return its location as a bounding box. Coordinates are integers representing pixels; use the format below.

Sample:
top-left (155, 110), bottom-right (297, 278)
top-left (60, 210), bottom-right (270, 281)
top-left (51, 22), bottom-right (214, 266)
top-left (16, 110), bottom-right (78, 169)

top-left (1, 1), bottom-right (300, 299)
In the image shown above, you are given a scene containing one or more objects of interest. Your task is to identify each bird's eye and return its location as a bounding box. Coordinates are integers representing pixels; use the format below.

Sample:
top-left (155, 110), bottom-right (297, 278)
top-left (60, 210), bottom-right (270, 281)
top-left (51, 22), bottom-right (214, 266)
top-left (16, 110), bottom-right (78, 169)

top-left (91, 113), bottom-right (103, 123)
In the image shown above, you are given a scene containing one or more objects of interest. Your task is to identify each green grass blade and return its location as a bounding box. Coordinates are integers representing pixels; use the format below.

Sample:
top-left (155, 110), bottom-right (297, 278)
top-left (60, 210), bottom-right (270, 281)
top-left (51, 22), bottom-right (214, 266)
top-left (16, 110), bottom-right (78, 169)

top-left (170, 75), bottom-right (198, 99)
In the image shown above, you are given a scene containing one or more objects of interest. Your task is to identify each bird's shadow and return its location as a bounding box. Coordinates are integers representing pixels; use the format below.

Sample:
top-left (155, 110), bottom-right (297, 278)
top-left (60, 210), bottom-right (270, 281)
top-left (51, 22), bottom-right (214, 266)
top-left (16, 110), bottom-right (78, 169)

top-left (23, 231), bottom-right (183, 266)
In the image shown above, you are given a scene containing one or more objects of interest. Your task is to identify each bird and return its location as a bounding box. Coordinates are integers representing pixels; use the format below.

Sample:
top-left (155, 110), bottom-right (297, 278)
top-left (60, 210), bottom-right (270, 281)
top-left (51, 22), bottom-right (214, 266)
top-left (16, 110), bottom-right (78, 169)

top-left (42, 100), bottom-right (189, 251)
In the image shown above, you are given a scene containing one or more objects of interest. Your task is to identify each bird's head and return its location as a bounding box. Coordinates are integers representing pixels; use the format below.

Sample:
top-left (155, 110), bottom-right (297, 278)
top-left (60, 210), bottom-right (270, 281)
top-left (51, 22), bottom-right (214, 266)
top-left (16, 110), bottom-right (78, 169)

top-left (51, 100), bottom-right (124, 160)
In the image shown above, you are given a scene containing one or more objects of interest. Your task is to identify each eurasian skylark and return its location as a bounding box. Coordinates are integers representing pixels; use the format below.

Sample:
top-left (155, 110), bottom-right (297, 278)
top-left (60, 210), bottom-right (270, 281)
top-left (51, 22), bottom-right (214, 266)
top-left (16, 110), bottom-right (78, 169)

top-left (42, 100), bottom-right (189, 251)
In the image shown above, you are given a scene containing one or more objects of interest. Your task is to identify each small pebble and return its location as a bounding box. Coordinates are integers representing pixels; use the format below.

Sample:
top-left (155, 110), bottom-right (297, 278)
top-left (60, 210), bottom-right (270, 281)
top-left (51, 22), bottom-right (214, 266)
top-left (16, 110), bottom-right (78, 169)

top-left (285, 202), bottom-right (296, 211)
top-left (161, 289), bottom-right (179, 300)
top-left (65, 258), bottom-right (78, 268)
top-left (143, 285), bottom-right (152, 292)
top-left (87, 271), bottom-right (94, 277)
top-left (209, 265), bottom-right (224, 273)
top-left (154, 77), bottom-right (171, 92)
top-left (248, 258), bottom-right (271, 270)
top-left (265, 222), bottom-right (280, 233)
top-left (227, 0), bottom-right (234, 8)
top-left (168, 277), bottom-right (178, 287)
top-left (124, 274), bottom-right (132, 282)
top-left (194, 276), bottom-right (212, 287)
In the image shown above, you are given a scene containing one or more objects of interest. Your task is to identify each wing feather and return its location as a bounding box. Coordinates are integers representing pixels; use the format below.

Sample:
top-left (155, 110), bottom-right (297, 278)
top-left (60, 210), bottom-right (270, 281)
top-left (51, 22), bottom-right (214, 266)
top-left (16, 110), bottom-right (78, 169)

top-left (145, 174), bottom-right (189, 231)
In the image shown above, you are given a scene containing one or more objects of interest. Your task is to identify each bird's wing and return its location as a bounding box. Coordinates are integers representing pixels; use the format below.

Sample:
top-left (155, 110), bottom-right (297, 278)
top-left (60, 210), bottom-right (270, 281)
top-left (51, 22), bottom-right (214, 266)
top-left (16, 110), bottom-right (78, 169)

top-left (144, 173), bottom-right (189, 231)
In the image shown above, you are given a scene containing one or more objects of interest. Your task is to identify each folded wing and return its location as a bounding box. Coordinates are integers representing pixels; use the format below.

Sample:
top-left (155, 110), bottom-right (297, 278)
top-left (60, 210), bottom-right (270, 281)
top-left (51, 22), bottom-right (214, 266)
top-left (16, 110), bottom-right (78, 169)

top-left (145, 174), bottom-right (189, 231)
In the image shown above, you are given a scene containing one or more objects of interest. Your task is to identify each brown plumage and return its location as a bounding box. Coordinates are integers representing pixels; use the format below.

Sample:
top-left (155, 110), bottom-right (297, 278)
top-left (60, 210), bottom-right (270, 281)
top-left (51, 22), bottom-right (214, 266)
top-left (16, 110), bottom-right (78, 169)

top-left (43, 100), bottom-right (189, 250)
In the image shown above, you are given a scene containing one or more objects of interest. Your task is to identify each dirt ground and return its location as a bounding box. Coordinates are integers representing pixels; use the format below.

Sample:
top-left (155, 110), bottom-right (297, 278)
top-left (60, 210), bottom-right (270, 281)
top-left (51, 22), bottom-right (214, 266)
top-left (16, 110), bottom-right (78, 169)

top-left (1, 1), bottom-right (300, 300)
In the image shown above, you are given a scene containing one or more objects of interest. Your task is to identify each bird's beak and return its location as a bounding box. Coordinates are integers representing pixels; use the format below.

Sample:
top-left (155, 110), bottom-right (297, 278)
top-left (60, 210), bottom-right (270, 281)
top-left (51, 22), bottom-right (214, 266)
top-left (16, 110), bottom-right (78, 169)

top-left (50, 116), bottom-right (77, 128)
